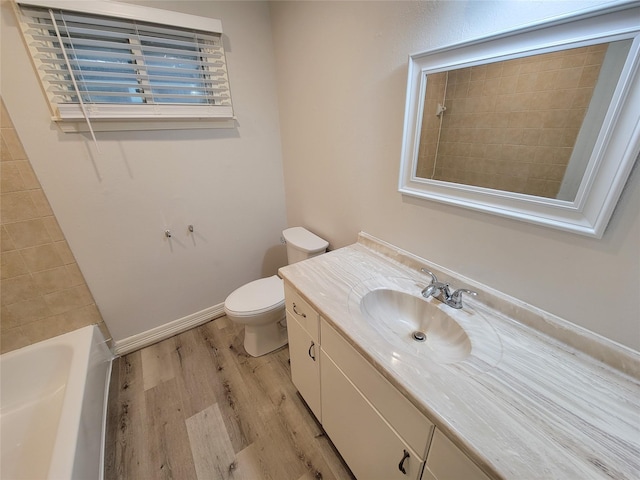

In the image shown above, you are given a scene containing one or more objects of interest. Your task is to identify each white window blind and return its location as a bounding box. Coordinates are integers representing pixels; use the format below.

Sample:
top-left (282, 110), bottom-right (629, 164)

top-left (14, 0), bottom-right (233, 126)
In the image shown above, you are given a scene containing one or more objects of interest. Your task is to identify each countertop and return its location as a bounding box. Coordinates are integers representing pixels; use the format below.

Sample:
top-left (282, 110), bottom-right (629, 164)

top-left (278, 233), bottom-right (640, 480)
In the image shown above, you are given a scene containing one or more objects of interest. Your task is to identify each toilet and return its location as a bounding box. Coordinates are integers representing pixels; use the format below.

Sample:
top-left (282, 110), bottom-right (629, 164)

top-left (224, 227), bottom-right (328, 357)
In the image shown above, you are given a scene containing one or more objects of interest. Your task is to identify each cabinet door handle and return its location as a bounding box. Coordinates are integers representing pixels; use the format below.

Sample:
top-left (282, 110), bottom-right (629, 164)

top-left (398, 449), bottom-right (410, 474)
top-left (292, 302), bottom-right (307, 318)
top-left (308, 341), bottom-right (316, 361)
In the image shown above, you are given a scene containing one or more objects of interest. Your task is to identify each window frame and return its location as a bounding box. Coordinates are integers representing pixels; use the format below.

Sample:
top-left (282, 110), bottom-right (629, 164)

top-left (14, 0), bottom-right (235, 131)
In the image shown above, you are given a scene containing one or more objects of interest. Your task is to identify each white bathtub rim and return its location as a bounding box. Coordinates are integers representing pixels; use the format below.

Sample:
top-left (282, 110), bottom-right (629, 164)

top-left (54, 325), bottom-right (111, 480)
top-left (2, 325), bottom-right (113, 480)
top-left (98, 357), bottom-right (113, 480)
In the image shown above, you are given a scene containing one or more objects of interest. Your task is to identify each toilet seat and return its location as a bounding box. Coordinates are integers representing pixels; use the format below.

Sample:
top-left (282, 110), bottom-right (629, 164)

top-left (224, 275), bottom-right (284, 318)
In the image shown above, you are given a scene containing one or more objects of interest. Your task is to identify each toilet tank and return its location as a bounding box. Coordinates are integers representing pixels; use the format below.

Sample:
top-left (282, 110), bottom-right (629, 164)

top-left (282, 227), bottom-right (328, 264)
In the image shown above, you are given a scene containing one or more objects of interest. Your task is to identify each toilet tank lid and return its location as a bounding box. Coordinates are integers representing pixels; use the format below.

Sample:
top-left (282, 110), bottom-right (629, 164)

top-left (282, 227), bottom-right (328, 253)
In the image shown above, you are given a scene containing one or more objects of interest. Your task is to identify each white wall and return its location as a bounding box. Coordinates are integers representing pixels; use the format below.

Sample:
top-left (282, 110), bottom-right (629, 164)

top-left (270, 0), bottom-right (640, 351)
top-left (1, 1), bottom-right (288, 342)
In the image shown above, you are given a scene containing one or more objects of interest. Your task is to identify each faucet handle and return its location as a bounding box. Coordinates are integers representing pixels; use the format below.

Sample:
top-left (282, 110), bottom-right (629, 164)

top-left (420, 268), bottom-right (438, 284)
top-left (449, 288), bottom-right (477, 309)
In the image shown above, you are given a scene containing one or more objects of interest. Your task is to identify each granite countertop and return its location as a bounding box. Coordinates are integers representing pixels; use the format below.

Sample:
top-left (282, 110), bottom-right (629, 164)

top-left (278, 233), bottom-right (640, 480)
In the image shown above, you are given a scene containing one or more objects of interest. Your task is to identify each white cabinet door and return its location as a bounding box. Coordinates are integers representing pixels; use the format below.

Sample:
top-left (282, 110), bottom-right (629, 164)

top-left (321, 352), bottom-right (424, 480)
top-left (422, 429), bottom-right (491, 480)
top-left (321, 319), bottom-right (433, 456)
top-left (287, 313), bottom-right (321, 420)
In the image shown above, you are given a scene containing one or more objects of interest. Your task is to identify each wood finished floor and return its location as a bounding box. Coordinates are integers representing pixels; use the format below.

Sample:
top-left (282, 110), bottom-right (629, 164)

top-left (104, 316), bottom-right (355, 480)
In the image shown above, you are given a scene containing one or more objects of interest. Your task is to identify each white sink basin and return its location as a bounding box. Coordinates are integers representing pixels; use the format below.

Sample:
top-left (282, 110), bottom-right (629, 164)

top-left (348, 276), bottom-right (503, 371)
top-left (360, 288), bottom-right (472, 364)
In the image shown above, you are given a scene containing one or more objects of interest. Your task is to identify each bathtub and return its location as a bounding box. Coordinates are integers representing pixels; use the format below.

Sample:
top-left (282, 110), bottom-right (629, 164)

top-left (1, 325), bottom-right (112, 480)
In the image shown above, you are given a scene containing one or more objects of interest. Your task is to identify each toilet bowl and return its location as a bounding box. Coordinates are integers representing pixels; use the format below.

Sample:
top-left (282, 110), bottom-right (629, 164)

top-left (224, 227), bottom-right (328, 357)
top-left (224, 275), bottom-right (286, 357)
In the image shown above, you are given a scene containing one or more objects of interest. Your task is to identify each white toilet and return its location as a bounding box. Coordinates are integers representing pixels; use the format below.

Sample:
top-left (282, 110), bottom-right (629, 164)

top-left (224, 227), bottom-right (328, 357)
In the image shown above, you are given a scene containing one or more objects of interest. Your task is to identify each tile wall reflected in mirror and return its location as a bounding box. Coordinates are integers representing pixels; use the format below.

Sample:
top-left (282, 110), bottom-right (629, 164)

top-left (416, 42), bottom-right (621, 200)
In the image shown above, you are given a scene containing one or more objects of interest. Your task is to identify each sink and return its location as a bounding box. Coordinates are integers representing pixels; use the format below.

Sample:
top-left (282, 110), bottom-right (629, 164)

top-left (360, 288), bottom-right (472, 364)
top-left (347, 276), bottom-right (504, 371)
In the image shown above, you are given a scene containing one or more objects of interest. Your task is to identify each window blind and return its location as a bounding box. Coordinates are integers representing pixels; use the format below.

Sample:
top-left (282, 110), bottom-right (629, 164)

top-left (15, 1), bottom-right (233, 122)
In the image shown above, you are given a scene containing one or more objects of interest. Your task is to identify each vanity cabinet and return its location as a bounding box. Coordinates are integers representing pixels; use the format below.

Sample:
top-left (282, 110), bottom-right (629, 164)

top-left (285, 284), bottom-right (321, 420)
top-left (422, 429), bottom-right (491, 480)
top-left (285, 282), bottom-right (492, 480)
top-left (321, 319), bottom-right (432, 480)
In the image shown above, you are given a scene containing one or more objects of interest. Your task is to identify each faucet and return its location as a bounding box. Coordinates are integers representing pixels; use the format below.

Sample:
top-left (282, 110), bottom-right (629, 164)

top-left (420, 268), bottom-right (477, 309)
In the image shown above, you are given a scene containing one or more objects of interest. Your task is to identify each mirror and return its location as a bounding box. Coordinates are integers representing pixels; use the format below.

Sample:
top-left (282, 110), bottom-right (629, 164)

top-left (416, 41), bottom-right (630, 201)
top-left (399, 4), bottom-right (640, 238)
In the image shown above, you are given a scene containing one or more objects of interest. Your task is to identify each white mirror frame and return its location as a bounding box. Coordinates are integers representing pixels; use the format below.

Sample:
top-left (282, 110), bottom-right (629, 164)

top-left (399, 3), bottom-right (640, 238)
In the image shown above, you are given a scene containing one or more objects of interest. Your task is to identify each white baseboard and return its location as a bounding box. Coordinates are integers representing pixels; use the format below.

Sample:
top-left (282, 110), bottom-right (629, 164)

top-left (112, 303), bottom-right (225, 356)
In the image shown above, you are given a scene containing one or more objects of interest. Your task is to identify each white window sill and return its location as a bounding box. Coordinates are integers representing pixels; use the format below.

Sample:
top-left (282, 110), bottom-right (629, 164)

top-left (55, 117), bottom-right (237, 132)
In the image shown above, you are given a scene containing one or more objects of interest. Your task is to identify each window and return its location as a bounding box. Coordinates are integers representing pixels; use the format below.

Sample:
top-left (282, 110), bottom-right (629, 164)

top-left (14, 0), bottom-right (233, 130)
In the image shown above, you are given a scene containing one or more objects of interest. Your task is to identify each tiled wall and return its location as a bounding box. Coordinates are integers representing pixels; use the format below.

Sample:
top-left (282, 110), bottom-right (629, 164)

top-left (416, 44), bottom-right (606, 198)
top-left (1, 98), bottom-right (110, 354)
top-left (416, 72), bottom-right (447, 179)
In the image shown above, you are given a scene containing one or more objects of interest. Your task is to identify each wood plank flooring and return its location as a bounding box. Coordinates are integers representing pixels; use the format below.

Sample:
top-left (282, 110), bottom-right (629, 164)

top-left (104, 316), bottom-right (355, 480)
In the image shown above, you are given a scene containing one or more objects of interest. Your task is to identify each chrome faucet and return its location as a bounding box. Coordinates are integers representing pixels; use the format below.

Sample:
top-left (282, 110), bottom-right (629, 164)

top-left (420, 268), bottom-right (477, 309)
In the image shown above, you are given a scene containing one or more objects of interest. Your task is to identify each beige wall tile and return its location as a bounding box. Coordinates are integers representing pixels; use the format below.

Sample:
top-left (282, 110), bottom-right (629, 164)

top-left (42, 216), bottom-right (65, 241)
top-left (65, 263), bottom-right (86, 286)
top-left (20, 315), bottom-right (75, 344)
top-left (541, 110), bottom-right (567, 128)
top-left (2, 297), bottom-right (52, 330)
top-left (1, 191), bottom-right (39, 222)
top-left (539, 129), bottom-right (565, 147)
top-left (1, 128), bottom-right (27, 160)
top-left (579, 64), bottom-right (602, 87)
top-left (1, 250), bottom-right (28, 279)
top-left (555, 67), bottom-right (583, 90)
top-left (0, 327), bottom-right (31, 354)
top-left (515, 73), bottom-right (538, 93)
top-left (1, 162), bottom-right (26, 192)
top-left (572, 87), bottom-right (595, 108)
top-left (29, 189), bottom-right (54, 217)
top-left (539, 56), bottom-right (564, 72)
top-left (566, 108), bottom-right (587, 127)
top-left (485, 61), bottom-right (503, 79)
top-left (498, 75), bottom-right (517, 95)
top-left (469, 65), bottom-right (487, 82)
top-left (561, 127), bottom-right (578, 146)
top-left (533, 146), bottom-right (556, 164)
top-left (504, 128), bottom-right (523, 145)
top-left (585, 50), bottom-right (606, 66)
top-left (16, 160), bottom-right (40, 190)
top-left (561, 53), bottom-right (587, 69)
top-left (0, 136), bottom-right (12, 162)
top-left (522, 129), bottom-right (541, 146)
top-left (555, 147), bottom-right (573, 165)
top-left (32, 266), bottom-right (74, 295)
top-left (519, 59), bottom-right (540, 74)
top-left (535, 70), bottom-right (559, 91)
top-left (76, 284), bottom-right (94, 305)
top-left (0, 97), bottom-right (109, 353)
top-left (467, 81), bottom-right (484, 97)
top-left (501, 60), bottom-right (521, 77)
top-left (1, 226), bottom-right (16, 252)
top-left (547, 89), bottom-right (575, 110)
top-left (1, 274), bottom-right (39, 305)
top-left (64, 304), bottom-right (103, 329)
top-left (44, 285), bottom-right (93, 316)
top-left (54, 240), bottom-right (76, 264)
top-left (4, 219), bottom-right (52, 249)
top-left (1, 100), bottom-right (12, 128)
top-left (19, 243), bottom-right (64, 272)
top-left (482, 79), bottom-right (502, 96)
